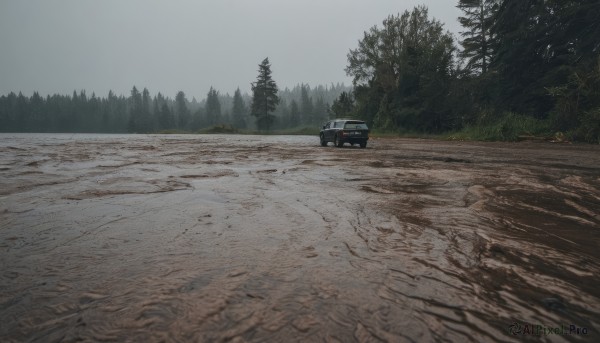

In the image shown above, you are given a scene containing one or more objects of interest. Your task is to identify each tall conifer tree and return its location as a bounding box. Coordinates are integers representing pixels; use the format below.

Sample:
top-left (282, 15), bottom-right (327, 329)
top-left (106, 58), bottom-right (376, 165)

top-left (251, 58), bottom-right (279, 132)
top-left (457, 0), bottom-right (498, 74)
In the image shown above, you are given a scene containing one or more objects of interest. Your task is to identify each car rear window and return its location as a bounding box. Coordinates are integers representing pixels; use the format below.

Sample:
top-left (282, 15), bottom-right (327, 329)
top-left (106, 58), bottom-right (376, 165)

top-left (344, 122), bottom-right (368, 130)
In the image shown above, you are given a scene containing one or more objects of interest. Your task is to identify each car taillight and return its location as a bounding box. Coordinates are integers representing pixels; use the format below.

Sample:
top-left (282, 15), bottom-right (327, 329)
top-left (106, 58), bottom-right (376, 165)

top-left (339, 131), bottom-right (345, 136)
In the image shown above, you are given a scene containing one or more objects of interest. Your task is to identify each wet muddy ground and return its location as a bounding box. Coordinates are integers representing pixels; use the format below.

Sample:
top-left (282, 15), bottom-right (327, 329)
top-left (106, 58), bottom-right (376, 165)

top-left (1, 133), bottom-right (599, 342)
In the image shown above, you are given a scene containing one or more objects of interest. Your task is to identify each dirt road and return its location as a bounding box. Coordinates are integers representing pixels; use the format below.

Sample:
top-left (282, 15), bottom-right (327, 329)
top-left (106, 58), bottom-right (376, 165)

top-left (1, 134), bottom-right (599, 342)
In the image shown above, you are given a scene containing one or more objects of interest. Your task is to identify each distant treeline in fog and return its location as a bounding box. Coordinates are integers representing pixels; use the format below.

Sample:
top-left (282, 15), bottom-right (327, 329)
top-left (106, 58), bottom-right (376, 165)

top-left (0, 83), bottom-right (351, 133)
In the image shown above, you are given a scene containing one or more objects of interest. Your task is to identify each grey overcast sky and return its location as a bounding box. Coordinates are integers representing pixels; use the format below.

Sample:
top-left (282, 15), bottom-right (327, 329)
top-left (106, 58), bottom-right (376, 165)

top-left (0, 0), bottom-right (461, 99)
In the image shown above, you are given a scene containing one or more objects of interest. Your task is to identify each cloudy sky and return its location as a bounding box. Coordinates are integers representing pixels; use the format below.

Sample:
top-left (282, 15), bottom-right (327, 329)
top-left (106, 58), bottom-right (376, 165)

top-left (0, 0), bottom-right (462, 99)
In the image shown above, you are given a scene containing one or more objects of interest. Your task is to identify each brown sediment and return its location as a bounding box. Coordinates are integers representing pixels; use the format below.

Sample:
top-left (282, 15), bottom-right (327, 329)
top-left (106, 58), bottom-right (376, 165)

top-left (0, 133), bottom-right (599, 342)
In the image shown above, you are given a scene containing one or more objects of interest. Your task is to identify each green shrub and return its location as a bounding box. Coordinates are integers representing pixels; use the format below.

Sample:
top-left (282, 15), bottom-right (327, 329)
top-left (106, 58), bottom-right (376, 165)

top-left (574, 108), bottom-right (600, 144)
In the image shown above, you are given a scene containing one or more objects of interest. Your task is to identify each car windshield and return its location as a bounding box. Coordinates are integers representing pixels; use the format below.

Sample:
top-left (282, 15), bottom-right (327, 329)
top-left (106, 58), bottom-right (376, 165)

top-left (343, 122), bottom-right (368, 130)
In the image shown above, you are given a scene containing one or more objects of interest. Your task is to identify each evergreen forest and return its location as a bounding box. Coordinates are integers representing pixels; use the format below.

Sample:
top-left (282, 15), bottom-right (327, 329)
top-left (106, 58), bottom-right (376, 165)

top-left (0, 84), bottom-right (350, 134)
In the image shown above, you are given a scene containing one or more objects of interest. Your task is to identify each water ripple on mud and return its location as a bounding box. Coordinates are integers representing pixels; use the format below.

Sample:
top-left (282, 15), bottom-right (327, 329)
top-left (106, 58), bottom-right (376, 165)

top-left (1, 134), bottom-right (599, 342)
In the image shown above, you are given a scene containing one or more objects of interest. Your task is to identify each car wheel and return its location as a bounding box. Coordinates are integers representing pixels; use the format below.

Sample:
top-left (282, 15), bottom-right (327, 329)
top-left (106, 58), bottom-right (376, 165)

top-left (360, 141), bottom-right (367, 148)
top-left (334, 135), bottom-right (343, 147)
top-left (320, 134), bottom-right (327, 146)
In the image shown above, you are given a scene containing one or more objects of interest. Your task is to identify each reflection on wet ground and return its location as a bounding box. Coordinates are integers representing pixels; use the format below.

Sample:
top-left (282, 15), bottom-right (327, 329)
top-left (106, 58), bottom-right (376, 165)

top-left (1, 133), bottom-right (599, 342)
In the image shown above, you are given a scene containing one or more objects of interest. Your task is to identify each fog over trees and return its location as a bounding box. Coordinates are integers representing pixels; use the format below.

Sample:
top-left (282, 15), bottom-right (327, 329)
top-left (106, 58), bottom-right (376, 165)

top-left (0, 82), bottom-right (351, 133)
top-left (1, 1), bottom-right (598, 142)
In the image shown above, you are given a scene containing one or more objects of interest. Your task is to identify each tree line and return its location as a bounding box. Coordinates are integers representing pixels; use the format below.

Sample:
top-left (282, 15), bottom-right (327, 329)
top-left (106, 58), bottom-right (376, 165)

top-left (338, 1), bottom-right (600, 142)
top-left (0, 81), bottom-right (350, 133)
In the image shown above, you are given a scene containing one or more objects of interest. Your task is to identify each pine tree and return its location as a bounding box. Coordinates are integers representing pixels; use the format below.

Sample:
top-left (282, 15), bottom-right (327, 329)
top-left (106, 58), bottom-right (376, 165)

top-left (313, 96), bottom-right (328, 124)
top-left (231, 88), bottom-right (247, 129)
top-left (457, 0), bottom-right (498, 74)
top-left (205, 87), bottom-right (221, 126)
top-left (141, 88), bottom-right (152, 132)
top-left (330, 91), bottom-right (355, 119)
top-left (251, 58), bottom-right (280, 132)
top-left (159, 103), bottom-right (174, 130)
top-left (490, 0), bottom-right (600, 121)
top-left (128, 86), bottom-right (142, 133)
top-left (289, 100), bottom-right (300, 128)
top-left (152, 97), bottom-right (160, 131)
top-left (175, 91), bottom-right (190, 130)
top-left (300, 84), bottom-right (314, 125)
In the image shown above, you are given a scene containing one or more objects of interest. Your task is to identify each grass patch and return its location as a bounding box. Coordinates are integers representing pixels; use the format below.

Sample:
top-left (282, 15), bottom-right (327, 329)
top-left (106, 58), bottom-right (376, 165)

top-left (369, 129), bottom-right (442, 139)
top-left (448, 113), bottom-right (553, 141)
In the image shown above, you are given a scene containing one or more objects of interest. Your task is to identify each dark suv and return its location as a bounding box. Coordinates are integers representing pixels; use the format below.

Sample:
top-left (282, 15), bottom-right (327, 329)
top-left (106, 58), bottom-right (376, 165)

top-left (320, 119), bottom-right (369, 148)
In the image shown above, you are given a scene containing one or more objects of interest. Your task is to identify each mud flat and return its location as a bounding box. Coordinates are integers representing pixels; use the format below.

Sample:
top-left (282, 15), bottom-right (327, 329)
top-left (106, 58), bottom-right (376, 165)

top-left (1, 133), bottom-right (599, 342)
